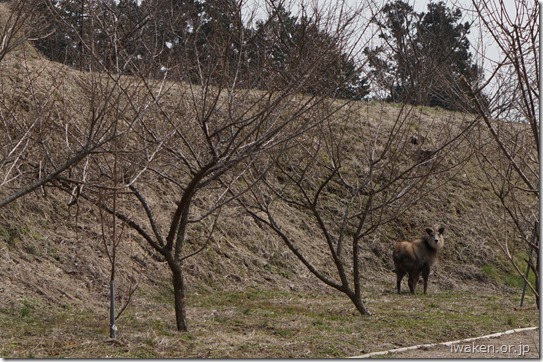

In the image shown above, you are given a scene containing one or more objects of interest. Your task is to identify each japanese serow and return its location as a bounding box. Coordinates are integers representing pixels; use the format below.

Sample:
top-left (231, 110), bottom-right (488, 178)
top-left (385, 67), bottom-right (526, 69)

top-left (393, 226), bottom-right (445, 294)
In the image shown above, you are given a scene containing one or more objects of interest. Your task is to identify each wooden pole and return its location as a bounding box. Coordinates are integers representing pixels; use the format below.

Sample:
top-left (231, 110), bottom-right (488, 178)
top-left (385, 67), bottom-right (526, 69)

top-left (110, 279), bottom-right (117, 338)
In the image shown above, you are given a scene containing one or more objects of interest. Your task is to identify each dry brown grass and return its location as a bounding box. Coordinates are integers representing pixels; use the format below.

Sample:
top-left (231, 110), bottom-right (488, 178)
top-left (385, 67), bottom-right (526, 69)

top-left (0, 5), bottom-right (539, 358)
top-left (0, 284), bottom-right (538, 358)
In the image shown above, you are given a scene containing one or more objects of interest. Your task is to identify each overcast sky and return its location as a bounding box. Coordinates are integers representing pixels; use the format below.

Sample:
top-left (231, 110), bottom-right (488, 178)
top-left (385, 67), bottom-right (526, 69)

top-left (242, 0), bottom-right (525, 72)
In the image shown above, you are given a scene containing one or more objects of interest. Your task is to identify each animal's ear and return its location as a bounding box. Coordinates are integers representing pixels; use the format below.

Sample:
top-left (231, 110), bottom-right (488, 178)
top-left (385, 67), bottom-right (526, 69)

top-left (425, 228), bottom-right (433, 235)
top-left (438, 227), bottom-right (445, 234)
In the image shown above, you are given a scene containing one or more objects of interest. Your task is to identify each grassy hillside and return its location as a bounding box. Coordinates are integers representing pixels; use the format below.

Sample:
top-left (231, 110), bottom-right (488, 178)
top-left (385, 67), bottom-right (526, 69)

top-left (0, 3), bottom-right (538, 358)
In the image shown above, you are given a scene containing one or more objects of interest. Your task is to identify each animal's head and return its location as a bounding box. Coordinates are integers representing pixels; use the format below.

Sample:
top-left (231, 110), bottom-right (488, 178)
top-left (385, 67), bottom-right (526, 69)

top-left (424, 226), bottom-right (445, 250)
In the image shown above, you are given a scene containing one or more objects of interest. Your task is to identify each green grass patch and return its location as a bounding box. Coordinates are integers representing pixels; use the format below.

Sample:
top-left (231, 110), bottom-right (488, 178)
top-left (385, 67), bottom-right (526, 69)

top-left (482, 262), bottom-right (535, 289)
top-left (0, 288), bottom-right (538, 358)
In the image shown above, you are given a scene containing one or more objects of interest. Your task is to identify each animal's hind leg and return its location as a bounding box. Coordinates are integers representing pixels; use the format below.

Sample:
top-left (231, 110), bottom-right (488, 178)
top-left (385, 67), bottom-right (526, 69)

top-left (396, 270), bottom-right (406, 294)
top-left (408, 271), bottom-right (421, 294)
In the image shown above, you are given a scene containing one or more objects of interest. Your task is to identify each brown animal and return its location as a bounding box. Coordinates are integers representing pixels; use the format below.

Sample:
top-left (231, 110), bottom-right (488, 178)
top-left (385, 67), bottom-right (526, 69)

top-left (393, 226), bottom-right (445, 294)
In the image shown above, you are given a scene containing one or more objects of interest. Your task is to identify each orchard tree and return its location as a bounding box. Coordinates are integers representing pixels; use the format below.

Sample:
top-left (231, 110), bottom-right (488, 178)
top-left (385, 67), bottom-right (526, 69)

top-left (462, 0), bottom-right (539, 308)
top-left (239, 101), bottom-right (478, 316)
top-left (0, 1), bottom-right (155, 339)
top-left (55, 0), bottom-right (372, 332)
top-left (0, 0), bottom-right (141, 209)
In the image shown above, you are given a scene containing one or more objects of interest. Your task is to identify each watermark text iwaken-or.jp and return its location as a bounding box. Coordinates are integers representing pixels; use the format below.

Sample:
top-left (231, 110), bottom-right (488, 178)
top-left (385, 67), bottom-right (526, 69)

top-left (450, 342), bottom-right (530, 357)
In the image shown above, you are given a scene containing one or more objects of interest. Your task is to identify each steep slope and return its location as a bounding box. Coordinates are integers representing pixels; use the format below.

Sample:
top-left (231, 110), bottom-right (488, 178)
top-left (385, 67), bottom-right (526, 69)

top-left (0, 2), bottom-right (537, 353)
top-left (0, 63), bottom-right (524, 306)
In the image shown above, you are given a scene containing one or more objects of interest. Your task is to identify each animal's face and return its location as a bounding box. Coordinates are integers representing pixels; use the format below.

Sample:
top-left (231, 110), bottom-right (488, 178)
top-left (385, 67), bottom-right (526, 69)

top-left (425, 226), bottom-right (445, 246)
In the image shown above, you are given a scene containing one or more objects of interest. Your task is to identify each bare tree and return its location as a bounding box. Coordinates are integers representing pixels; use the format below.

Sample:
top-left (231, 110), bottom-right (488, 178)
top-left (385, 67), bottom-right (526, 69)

top-left (463, 0), bottom-right (539, 307)
top-left (0, 0), bottom-right (106, 207)
top-left (0, 1), bottom-right (156, 339)
top-left (0, 53), bottom-right (149, 208)
top-left (96, 145), bottom-right (140, 339)
top-left (51, 0), bottom-right (373, 332)
top-left (0, 0), bottom-right (160, 209)
top-left (0, 0), bottom-right (40, 64)
top-left (239, 102), bottom-right (477, 315)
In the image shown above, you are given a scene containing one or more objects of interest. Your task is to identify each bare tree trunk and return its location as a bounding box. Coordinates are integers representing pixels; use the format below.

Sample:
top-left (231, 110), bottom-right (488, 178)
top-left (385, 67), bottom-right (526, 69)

top-left (348, 292), bottom-right (370, 316)
top-left (168, 258), bottom-right (187, 332)
top-left (350, 239), bottom-right (369, 315)
top-left (536, 255), bottom-right (540, 310)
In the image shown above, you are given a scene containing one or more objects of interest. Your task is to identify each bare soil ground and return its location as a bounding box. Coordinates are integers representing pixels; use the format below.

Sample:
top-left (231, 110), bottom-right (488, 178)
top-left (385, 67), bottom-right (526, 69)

top-left (380, 328), bottom-right (540, 359)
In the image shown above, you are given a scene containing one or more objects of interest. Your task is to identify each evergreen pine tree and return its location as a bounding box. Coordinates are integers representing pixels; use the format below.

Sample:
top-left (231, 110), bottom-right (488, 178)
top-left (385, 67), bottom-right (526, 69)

top-left (366, 0), bottom-right (484, 111)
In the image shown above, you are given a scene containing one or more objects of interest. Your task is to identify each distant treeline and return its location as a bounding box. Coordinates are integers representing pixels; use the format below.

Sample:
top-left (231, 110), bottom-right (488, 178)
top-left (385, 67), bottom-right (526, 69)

top-left (30, 0), bottom-right (485, 109)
